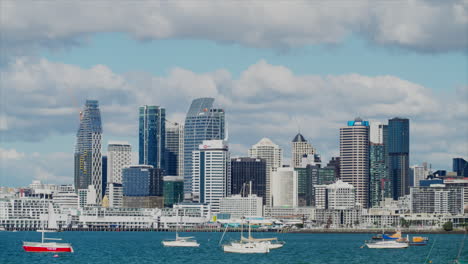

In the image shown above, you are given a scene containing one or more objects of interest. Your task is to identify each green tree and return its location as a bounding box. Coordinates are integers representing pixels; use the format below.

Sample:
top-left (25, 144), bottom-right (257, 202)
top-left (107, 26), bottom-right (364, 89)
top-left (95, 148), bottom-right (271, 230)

top-left (443, 221), bottom-right (453, 231)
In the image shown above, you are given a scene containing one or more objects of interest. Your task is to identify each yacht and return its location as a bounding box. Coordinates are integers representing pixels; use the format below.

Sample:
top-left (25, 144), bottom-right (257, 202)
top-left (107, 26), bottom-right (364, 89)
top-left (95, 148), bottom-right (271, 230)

top-left (162, 209), bottom-right (200, 247)
top-left (365, 235), bottom-right (409, 249)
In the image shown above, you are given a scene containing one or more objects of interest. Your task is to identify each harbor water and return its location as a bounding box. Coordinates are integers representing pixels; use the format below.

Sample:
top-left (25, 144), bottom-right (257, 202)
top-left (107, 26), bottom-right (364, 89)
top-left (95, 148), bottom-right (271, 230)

top-left (1, 232), bottom-right (466, 263)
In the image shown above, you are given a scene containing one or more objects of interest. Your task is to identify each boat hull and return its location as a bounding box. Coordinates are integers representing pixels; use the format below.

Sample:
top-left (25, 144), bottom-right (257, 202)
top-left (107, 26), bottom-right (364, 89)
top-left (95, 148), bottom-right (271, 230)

top-left (223, 242), bottom-right (270, 254)
top-left (366, 241), bottom-right (408, 249)
top-left (23, 242), bottom-right (73, 253)
top-left (162, 240), bottom-right (200, 247)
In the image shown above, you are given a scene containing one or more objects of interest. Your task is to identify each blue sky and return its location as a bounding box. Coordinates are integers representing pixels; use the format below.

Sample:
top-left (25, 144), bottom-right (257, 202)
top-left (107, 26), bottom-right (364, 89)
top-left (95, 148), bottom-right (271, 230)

top-left (0, 1), bottom-right (467, 187)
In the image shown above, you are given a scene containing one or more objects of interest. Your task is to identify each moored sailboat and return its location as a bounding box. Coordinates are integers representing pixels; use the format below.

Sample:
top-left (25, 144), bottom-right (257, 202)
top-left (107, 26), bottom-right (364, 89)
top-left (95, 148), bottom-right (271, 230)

top-left (162, 209), bottom-right (200, 247)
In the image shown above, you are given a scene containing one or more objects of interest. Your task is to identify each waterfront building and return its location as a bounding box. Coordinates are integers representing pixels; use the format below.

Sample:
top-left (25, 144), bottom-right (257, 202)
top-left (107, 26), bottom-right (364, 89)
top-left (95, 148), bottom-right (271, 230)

top-left (369, 143), bottom-right (391, 208)
top-left (165, 122), bottom-right (184, 176)
top-left (340, 118), bottom-right (370, 208)
top-left (219, 194), bottom-right (263, 218)
top-left (230, 157), bottom-right (266, 202)
top-left (77, 185), bottom-right (98, 208)
top-left (163, 176), bottom-right (184, 207)
top-left (139, 105), bottom-right (166, 169)
top-left (453, 157), bottom-right (468, 177)
top-left (105, 183), bottom-right (123, 208)
top-left (443, 178), bottom-right (468, 209)
top-left (183, 98), bottom-right (225, 198)
top-left (270, 167), bottom-right (298, 207)
top-left (52, 190), bottom-right (79, 209)
top-left (249, 138), bottom-right (282, 206)
top-left (263, 206), bottom-right (315, 220)
top-left (410, 185), bottom-right (464, 215)
top-left (74, 99), bottom-right (103, 204)
top-left (314, 180), bottom-right (356, 210)
top-left (388, 117), bottom-right (410, 199)
top-left (314, 185), bottom-right (327, 209)
top-left (122, 165), bottom-right (164, 197)
top-left (192, 140), bottom-right (230, 213)
top-left (291, 133), bottom-right (315, 168)
top-left (79, 207), bottom-right (156, 229)
top-left (314, 208), bottom-right (362, 228)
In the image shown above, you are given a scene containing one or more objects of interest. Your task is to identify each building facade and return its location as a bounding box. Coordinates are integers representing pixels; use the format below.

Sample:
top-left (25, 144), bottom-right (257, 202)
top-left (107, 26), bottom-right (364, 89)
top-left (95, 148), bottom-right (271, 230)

top-left (410, 185), bottom-right (464, 215)
top-left (230, 157), bottom-right (266, 202)
top-left (248, 138), bottom-right (282, 206)
top-left (219, 194), bottom-right (263, 218)
top-left (107, 142), bottom-right (131, 184)
top-left (270, 167), bottom-right (298, 207)
top-left (340, 118), bottom-right (370, 208)
top-left (388, 117), bottom-right (410, 199)
top-left (139, 105), bottom-right (166, 169)
top-left (163, 176), bottom-right (184, 207)
top-left (122, 165), bottom-right (164, 197)
top-left (291, 133), bottom-right (315, 168)
top-left (453, 158), bottom-right (467, 177)
top-left (192, 140), bottom-right (230, 213)
top-left (183, 98), bottom-right (225, 198)
top-left (74, 100), bottom-right (103, 204)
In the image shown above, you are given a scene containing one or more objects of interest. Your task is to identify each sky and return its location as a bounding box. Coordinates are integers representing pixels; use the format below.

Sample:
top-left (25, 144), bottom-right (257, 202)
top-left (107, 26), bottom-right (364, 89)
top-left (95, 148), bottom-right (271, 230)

top-left (0, 0), bottom-right (467, 187)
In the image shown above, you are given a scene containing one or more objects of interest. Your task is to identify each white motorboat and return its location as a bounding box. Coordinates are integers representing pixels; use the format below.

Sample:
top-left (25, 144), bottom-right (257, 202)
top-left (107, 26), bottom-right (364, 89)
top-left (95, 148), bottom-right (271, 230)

top-left (162, 209), bottom-right (200, 247)
top-left (366, 239), bottom-right (409, 249)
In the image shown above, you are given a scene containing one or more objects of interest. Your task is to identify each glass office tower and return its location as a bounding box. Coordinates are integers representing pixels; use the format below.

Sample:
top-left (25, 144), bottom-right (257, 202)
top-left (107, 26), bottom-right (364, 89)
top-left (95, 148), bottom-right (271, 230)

top-left (388, 117), bottom-right (410, 199)
top-left (139, 105), bottom-right (166, 170)
top-left (183, 98), bottom-right (225, 198)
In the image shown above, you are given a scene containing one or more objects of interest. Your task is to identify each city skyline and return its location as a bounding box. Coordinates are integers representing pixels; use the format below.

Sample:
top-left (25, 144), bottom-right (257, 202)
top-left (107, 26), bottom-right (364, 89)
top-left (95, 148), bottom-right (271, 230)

top-left (1, 1), bottom-right (467, 187)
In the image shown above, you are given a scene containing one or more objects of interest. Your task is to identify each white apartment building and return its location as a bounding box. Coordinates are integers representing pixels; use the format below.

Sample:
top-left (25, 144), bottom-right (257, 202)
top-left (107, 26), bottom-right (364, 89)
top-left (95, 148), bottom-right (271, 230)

top-left (192, 140), bottom-right (230, 213)
top-left (219, 194), bottom-right (263, 218)
top-left (270, 167), bottom-right (298, 207)
top-left (327, 180), bottom-right (356, 210)
top-left (249, 138), bottom-right (282, 206)
top-left (411, 164), bottom-right (429, 187)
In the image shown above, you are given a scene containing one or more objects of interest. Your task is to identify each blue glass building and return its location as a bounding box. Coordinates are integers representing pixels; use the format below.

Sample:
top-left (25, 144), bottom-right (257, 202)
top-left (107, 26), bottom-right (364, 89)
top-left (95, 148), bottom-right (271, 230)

top-left (369, 144), bottom-right (391, 207)
top-left (122, 165), bottom-right (164, 196)
top-left (387, 117), bottom-right (410, 200)
top-left (139, 105), bottom-right (166, 169)
top-left (74, 100), bottom-right (103, 203)
top-left (183, 98), bottom-right (225, 198)
top-left (102, 155), bottom-right (107, 198)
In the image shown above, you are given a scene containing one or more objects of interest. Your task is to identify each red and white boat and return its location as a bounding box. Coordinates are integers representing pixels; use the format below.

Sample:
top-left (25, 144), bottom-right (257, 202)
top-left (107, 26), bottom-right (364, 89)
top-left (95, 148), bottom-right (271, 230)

top-left (23, 203), bottom-right (74, 253)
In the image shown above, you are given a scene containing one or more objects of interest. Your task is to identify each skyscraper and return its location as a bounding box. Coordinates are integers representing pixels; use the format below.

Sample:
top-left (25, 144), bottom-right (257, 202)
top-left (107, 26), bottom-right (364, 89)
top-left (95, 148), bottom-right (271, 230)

top-left (248, 138), bottom-right (282, 206)
top-left (340, 118), bottom-right (370, 208)
top-left (139, 105), bottom-right (166, 169)
top-left (102, 155), bottom-right (107, 199)
top-left (369, 143), bottom-right (391, 207)
top-left (291, 133), bottom-right (315, 168)
top-left (231, 157), bottom-right (267, 202)
top-left (74, 100), bottom-right (103, 204)
top-left (183, 98), bottom-right (225, 198)
top-left (192, 140), bottom-right (230, 213)
top-left (388, 117), bottom-right (410, 199)
top-left (163, 176), bottom-right (184, 207)
top-left (165, 122), bottom-right (184, 176)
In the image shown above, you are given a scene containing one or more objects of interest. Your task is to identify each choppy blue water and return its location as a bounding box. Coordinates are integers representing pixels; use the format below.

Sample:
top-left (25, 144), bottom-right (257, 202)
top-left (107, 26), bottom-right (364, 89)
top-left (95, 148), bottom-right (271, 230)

top-left (1, 231), bottom-right (466, 264)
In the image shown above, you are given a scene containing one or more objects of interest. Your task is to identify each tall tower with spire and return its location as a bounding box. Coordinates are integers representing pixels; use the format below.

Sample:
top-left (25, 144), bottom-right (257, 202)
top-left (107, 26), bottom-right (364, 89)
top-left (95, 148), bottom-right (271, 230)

top-left (291, 133), bottom-right (315, 168)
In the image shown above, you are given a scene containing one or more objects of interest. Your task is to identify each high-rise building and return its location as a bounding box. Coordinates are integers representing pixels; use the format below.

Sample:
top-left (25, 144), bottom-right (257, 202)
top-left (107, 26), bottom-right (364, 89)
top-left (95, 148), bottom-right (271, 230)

top-left (388, 117), bottom-right (410, 199)
top-left (270, 167), bottom-right (298, 207)
top-left (230, 157), bottom-right (266, 203)
top-left (410, 185), bottom-right (464, 215)
top-left (248, 138), bottom-right (282, 206)
top-left (291, 133), bottom-right (315, 168)
top-left (340, 118), bottom-right (370, 208)
top-left (122, 165), bottom-right (164, 197)
top-left (183, 98), bottom-right (225, 198)
top-left (192, 140), bottom-right (230, 212)
top-left (326, 157), bottom-right (341, 180)
top-left (453, 158), bottom-right (467, 177)
top-left (74, 100), bottom-right (103, 204)
top-left (163, 176), bottom-right (184, 207)
top-left (369, 143), bottom-right (391, 207)
top-left (220, 194), bottom-right (263, 218)
top-left (139, 105), bottom-right (166, 169)
top-left (107, 142), bottom-right (132, 184)
top-left (165, 122), bottom-right (184, 176)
